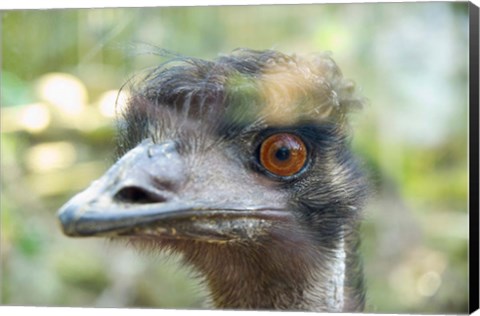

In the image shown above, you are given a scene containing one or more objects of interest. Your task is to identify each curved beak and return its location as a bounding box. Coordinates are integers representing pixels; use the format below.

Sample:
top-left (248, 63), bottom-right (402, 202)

top-left (57, 139), bottom-right (290, 241)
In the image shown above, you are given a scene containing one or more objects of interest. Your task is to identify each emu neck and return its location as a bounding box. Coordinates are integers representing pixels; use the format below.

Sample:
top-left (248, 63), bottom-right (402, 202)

top-left (177, 234), bottom-right (360, 312)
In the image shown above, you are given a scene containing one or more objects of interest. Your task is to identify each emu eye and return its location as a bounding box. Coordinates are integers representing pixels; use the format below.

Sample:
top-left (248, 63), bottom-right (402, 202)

top-left (259, 133), bottom-right (308, 177)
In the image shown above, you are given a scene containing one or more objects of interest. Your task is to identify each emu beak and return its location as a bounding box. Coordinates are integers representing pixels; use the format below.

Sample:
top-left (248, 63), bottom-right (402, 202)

top-left (57, 139), bottom-right (289, 240)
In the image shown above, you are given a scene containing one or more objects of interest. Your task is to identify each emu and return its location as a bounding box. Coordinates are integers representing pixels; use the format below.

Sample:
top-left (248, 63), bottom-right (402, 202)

top-left (58, 49), bottom-right (369, 312)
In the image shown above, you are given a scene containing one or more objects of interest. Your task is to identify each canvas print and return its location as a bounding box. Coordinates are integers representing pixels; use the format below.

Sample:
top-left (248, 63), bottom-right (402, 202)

top-left (1, 2), bottom-right (471, 313)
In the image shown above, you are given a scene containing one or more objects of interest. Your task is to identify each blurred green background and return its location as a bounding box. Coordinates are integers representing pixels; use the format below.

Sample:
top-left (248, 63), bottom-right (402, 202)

top-left (1, 3), bottom-right (469, 313)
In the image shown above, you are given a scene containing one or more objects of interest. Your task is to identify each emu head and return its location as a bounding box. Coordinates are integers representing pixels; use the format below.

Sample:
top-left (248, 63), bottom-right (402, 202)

top-left (58, 49), bottom-right (368, 311)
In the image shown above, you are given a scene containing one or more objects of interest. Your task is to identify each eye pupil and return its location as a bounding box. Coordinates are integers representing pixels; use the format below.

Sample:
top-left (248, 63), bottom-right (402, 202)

top-left (275, 147), bottom-right (290, 161)
top-left (259, 133), bottom-right (308, 177)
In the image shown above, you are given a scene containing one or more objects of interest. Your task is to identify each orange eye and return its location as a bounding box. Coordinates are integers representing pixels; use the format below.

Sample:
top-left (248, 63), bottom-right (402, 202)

top-left (259, 133), bottom-right (308, 177)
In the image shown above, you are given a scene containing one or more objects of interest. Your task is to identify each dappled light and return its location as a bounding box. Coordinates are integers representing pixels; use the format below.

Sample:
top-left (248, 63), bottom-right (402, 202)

top-left (97, 90), bottom-right (129, 118)
top-left (36, 73), bottom-right (89, 117)
top-left (25, 142), bottom-right (77, 173)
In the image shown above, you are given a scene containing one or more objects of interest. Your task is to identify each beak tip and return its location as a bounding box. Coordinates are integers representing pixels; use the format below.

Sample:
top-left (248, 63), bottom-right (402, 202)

top-left (57, 203), bottom-right (81, 237)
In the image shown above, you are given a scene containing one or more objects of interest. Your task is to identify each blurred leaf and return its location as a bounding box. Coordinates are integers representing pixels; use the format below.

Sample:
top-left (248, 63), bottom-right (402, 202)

top-left (1, 71), bottom-right (35, 107)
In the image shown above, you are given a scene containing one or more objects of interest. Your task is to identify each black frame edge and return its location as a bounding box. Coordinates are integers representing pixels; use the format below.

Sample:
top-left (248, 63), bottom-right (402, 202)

top-left (469, 1), bottom-right (480, 314)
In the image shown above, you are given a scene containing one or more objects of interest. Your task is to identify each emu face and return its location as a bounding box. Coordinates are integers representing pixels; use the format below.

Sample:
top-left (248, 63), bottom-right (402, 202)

top-left (58, 50), bottom-right (368, 311)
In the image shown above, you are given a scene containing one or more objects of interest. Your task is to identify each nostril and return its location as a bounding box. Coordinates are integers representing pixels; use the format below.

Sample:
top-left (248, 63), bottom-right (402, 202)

top-left (114, 186), bottom-right (167, 204)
